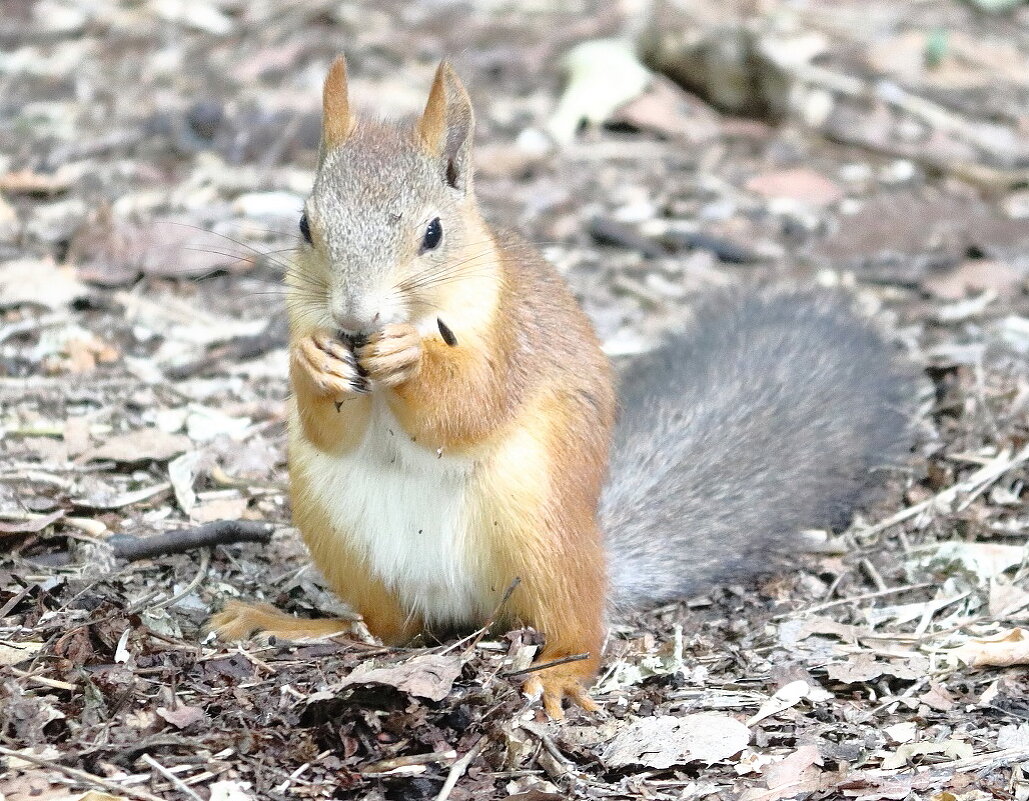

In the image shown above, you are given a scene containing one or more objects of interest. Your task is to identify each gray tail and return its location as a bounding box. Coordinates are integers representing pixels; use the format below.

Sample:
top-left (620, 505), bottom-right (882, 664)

top-left (601, 290), bottom-right (917, 610)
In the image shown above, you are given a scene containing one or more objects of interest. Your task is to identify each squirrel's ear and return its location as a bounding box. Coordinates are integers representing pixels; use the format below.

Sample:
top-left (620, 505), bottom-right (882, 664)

top-left (417, 62), bottom-right (474, 192)
top-left (321, 56), bottom-right (354, 149)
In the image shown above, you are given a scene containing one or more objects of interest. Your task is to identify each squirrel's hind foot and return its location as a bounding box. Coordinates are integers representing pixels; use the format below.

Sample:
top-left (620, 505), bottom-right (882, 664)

top-left (523, 662), bottom-right (601, 720)
top-left (207, 600), bottom-right (369, 643)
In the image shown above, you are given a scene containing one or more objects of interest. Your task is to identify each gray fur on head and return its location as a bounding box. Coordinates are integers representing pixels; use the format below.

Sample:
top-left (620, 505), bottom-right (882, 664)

top-left (301, 59), bottom-right (477, 335)
top-left (601, 289), bottom-right (917, 610)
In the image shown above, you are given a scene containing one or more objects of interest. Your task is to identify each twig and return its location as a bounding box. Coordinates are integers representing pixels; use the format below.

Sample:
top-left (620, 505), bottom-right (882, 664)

top-left (589, 216), bottom-right (666, 258)
top-left (109, 520), bottom-right (274, 560)
top-left (859, 558), bottom-right (887, 593)
top-left (775, 582), bottom-right (934, 619)
top-left (0, 745), bottom-right (166, 801)
top-left (131, 547), bottom-right (212, 613)
top-left (364, 749), bottom-right (457, 775)
top-left (8, 666), bottom-right (77, 691)
top-left (502, 652), bottom-right (590, 678)
top-left (517, 720), bottom-right (576, 771)
top-left (141, 754), bottom-right (204, 801)
top-left (435, 737), bottom-right (486, 801)
top-left (858, 445), bottom-right (1029, 538)
top-left (445, 577), bottom-right (520, 658)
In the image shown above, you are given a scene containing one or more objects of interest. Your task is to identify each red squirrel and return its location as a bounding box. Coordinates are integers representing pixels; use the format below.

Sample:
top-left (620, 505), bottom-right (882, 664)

top-left (211, 58), bottom-right (914, 717)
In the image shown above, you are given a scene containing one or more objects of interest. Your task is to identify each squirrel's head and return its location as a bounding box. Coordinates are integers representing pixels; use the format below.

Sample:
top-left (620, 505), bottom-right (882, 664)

top-left (292, 57), bottom-right (486, 338)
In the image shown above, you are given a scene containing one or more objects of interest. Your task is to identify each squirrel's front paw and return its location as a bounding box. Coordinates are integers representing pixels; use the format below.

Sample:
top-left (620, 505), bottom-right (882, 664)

top-left (356, 323), bottom-right (424, 387)
top-left (292, 332), bottom-right (368, 397)
top-left (523, 663), bottom-right (600, 720)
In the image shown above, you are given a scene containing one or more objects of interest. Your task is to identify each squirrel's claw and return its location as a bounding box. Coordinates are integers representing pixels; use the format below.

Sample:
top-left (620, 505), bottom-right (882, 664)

top-left (523, 665), bottom-right (600, 720)
top-left (356, 323), bottom-right (424, 387)
top-left (292, 333), bottom-right (368, 398)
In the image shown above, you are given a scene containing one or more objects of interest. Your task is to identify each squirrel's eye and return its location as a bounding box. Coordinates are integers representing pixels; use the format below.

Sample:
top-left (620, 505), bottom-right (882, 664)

top-left (420, 217), bottom-right (442, 252)
top-left (299, 212), bottom-right (312, 245)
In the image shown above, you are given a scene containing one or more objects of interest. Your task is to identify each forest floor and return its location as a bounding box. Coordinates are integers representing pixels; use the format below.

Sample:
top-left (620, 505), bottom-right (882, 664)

top-left (1, 0), bottom-right (1028, 799)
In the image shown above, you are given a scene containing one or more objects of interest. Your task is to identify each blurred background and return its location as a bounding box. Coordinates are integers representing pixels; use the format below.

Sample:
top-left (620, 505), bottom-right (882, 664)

top-left (1, 1), bottom-right (1028, 798)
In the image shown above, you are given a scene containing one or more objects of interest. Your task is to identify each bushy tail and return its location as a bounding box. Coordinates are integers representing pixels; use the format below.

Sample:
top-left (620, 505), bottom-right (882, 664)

top-left (601, 290), bottom-right (916, 610)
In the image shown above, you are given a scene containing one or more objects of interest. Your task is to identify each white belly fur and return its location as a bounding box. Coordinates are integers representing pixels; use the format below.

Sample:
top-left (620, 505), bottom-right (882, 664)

top-left (296, 397), bottom-right (484, 627)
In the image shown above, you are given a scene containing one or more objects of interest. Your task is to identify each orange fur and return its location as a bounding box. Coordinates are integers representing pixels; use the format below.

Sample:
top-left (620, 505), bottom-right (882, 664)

top-left (321, 57), bottom-right (354, 148)
top-left (209, 600), bottom-right (355, 641)
top-left (214, 58), bottom-right (617, 717)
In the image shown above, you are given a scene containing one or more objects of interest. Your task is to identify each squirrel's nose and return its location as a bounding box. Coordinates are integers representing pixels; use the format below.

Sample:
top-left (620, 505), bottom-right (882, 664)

top-left (332, 309), bottom-right (380, 337)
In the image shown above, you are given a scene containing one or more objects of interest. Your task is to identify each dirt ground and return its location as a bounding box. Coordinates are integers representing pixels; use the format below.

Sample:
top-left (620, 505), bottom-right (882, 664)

top-left (1, 0), bottom-right (1028, 799)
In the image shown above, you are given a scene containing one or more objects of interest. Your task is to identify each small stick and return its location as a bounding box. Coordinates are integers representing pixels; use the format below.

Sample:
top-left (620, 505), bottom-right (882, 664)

top-left (0, 745), bottom-right (166, 801)
top-left (141, 754), bottom-right (204, 801)
top-left (435, 737), bottom-right (485, 801)
top-left (130, 548), bottom-right (212, 613)
top-left (502, 652), bottom-right (589, 678)
top-left (109, 520), bottom-right (274, 561)
top-left (774, 581), bottom-right (934, 620)
top-left (446, 577), bottom-right (521, 658)
top-left (437, 318), bottom-right (458, 347)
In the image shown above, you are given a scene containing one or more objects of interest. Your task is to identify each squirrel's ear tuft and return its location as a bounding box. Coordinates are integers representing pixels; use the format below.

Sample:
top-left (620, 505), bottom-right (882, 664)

top-left (417, 62), bottom-right (475, 192)
top-left (321, 56), bottom-right (354, 149)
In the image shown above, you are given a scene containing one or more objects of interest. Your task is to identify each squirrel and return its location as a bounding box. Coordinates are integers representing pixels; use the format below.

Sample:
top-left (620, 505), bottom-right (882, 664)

top-left (210, 57), bottom-right (915, 718)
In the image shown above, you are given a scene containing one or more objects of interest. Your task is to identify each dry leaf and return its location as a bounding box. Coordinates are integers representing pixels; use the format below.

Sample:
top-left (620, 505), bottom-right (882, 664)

top-left (747, 680), bottom-right (830, 726)
top-left (0, 641), bottom-right (45, 666)
top-left (209, 781), bottom-right (258, 801)
top-left (337, 653), bottom-right (463, 701)
top-left (997, 723), bottom-right (1029, 749)
top-left (929, 541), bottom-right (1027, 581)
top-left (79, 429), bottom-right (192, 464)
top-left (918, 682), bottom-right (956, 712)
top-left (745, 168), bottom-right (843, 206)
top-left (740, 745), bottom-right (821, 801)
top-left (0, 511), bottom-right (65, 536)
top-left (989, 580), bottom-right (1029, 617)
top-left (0, 258), bottom-right (87, 310)
top-left (946, 628), bottom-right (1029, 668)
top-left (190, 496), bottom-right (249, 524)
top-left (922, 259), bottom-right (1023, 301)
top-left (156, 704), bottom-right (206, 729)
top-left (884, 722), bottom-right (918, 744)
top-left (601, 713), bottom-right (749, 769)
top-left (880, 740), bottom-right (973, 770)
top-left (827, 653), bottom-right (922, 683)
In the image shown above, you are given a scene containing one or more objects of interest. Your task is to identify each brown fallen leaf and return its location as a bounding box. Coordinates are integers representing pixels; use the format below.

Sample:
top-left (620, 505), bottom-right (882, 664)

top-left (337, 653), bottom-right (463, 702)
top-left (745, 168), bottom-right (843, 207)
top-left (880, 739), bottom-right (973, 770)
top-left (0, 258), bottom-right (87, 310)
top-left (601, 713), bottom-right (749, 769)
top-left (611, 75), bottom-right (721, 144)
top-left (946, 628), bottom-right (1029, 668)
top-left (0, 641), bottom-right (45, 666)
top-left (921, 258), bottom-right (1024, 301)
top-left (156, 704), bottom-right (206, 729)
top-left (69, 212), bottom-right (246, 285)
top-left (827, 653), bottom-right (923, 683)
top-left (0, 511), bottom-right (65, 536)
top-left (740, 745), bottom-right (821, 801)
top-left (78, 429), bottom-right (192, 464)
top-left (918, 682), bottom-right (956, 712)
